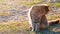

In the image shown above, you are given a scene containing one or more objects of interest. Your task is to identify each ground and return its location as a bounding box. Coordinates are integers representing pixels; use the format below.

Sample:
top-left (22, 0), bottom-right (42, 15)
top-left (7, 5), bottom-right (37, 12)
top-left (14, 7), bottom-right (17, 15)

top-left (0, 21), bottom-right (59, 34)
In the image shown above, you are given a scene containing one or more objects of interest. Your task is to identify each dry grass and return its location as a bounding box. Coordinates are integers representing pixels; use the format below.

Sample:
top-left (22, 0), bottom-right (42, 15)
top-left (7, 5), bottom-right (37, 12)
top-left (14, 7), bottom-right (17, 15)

top-left (0, 11), bottom-right (60, 34)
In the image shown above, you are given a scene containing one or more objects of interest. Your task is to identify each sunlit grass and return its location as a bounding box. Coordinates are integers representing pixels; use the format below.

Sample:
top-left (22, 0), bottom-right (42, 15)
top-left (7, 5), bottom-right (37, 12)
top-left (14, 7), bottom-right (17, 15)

top-left (18, 1), bottom-right (43, 7)
top-left (52, 3), bottom-right (60, 7)
top-left (46, 12), bottom-right (60, 21)
top-left (0, 21), bottom-right (32, 34)
top-left (0, 11), bottom-right (60, 34)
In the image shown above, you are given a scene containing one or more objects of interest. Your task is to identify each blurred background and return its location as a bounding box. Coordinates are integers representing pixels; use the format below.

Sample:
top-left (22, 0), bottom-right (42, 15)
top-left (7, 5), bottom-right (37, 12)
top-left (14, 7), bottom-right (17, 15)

top-left (0, 0), bottom-right (60, 23)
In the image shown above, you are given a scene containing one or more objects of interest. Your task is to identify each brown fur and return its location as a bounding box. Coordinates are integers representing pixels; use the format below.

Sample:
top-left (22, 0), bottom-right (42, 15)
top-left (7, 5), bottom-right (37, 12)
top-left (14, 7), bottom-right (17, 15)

top-left (28, 4), bottom-right (60, 31)
top-left (28, 4), bottom-right (49, 31)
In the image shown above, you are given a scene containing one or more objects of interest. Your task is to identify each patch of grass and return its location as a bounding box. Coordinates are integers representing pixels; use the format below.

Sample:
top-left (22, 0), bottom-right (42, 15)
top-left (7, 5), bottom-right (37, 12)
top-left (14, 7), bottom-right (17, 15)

top-left (52, 3), bottom-right (60, 7)
top-left (18, 0), bottom-right (43, 8)
top-left (0, 20), bottom-right (60, 34)
top-left (46, 11), bottom-right (60, 21)
top-left (0, 21), bottom-right (32, 34)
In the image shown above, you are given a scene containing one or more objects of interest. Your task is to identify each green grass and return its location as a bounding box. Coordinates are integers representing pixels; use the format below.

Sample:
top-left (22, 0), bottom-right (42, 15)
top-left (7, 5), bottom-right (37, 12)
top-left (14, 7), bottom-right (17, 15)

top-left (0, 0), bottom-right (43, 8)
top-left (19, 1), bottom-right (43, 8)
top-left (52, 3), bottom-right (60, 7)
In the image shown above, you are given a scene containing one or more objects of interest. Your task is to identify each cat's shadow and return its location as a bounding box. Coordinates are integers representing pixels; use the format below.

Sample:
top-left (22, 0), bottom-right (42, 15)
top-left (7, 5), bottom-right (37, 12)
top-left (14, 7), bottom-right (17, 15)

top-left (35, 24), bottom-right (60, 34)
